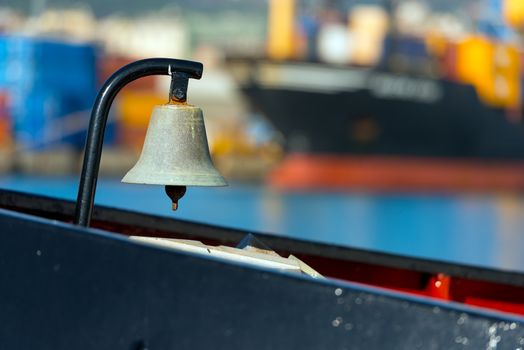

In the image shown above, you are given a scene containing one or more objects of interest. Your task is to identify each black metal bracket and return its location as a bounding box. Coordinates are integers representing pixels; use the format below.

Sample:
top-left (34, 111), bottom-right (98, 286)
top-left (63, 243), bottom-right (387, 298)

top-left (74, 58), bottom-right (203, 227)
top-left (169, 71), bottom-right (190, 102)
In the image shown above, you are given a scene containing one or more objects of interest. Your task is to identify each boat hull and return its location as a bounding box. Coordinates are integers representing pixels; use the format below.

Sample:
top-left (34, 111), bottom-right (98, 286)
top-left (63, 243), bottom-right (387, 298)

top-left (1, 204), bottom-right (524, 349)
top-left (1, 189), bottom-right (524, 348)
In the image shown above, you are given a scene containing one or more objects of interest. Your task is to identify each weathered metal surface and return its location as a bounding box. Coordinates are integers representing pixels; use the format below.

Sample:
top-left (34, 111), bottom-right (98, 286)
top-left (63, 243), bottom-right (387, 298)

top-left (0, 208), bottom-right (523, 349)
top-left (122, 104), bottom-right (226, 187)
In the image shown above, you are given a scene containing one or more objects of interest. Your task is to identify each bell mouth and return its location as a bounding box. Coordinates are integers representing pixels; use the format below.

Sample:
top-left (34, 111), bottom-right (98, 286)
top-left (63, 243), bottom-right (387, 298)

top-left (121, 171), bottom-right (227, 187)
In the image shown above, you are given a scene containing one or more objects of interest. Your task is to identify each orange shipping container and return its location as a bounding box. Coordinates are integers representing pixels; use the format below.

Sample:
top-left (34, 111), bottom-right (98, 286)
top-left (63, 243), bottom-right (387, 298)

top-left (117, 91), bottom-right (167, 128)
top-left (116, 91), bottom-right (167, 150)
top-left (0, 92), bottom-right (11, 149)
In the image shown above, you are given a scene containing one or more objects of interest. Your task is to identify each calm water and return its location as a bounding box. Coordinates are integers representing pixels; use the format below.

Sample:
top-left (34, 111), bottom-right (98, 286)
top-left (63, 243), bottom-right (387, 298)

top-left (1, 175), bottom-right (524, 273)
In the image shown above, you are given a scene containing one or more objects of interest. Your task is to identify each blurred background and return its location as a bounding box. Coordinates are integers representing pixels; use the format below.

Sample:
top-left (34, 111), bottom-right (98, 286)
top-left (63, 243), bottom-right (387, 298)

top-left (1, 0), bottom-right (524, 268)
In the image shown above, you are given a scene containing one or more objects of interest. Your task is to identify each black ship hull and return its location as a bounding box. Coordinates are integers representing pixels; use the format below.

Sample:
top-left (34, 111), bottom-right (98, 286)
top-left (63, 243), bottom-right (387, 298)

top-left (232, 60), bottom-right (524, 160)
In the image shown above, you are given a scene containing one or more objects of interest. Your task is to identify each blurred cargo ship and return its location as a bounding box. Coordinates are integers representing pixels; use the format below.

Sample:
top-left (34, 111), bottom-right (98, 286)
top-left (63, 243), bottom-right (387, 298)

top-left (229, 0), bottom-right (524, 191)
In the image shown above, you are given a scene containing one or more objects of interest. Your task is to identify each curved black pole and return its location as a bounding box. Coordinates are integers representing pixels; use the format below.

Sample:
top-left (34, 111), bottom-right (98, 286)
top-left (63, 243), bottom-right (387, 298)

top-left (74, 58), bottom-right (203, 227)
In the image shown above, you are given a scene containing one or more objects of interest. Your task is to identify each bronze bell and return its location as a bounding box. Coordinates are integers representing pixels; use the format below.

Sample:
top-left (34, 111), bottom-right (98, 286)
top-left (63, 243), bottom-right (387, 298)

top-left (122, 103), bottom-right (227, 209)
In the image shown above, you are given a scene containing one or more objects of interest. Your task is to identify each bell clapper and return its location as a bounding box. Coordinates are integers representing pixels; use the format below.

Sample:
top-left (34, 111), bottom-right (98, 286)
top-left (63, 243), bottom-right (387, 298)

top-left (165, 185), bottom-right (187, 211)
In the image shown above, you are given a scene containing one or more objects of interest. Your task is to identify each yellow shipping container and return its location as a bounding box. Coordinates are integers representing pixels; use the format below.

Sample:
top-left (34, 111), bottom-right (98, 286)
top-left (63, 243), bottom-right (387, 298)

top-left (267, 0), bottom-right (295, 60)
top-left (348, 6), bottom-right (388, 66)
top-left (504, 0), bottom-right (524, 28)
top-left (456, 36), bottom-right (520, 109)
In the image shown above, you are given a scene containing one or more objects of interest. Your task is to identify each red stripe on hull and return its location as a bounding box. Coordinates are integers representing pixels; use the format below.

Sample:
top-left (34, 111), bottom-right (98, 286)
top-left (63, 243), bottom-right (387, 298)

top-left (269, 154), bottom-right (524, 192)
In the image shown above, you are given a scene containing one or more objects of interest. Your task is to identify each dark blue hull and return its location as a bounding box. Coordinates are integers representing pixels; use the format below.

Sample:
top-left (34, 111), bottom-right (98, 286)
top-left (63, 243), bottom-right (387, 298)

top-left (233, 60), bottom-right (524, 160)
top-left (1, 190), bottom-right (524, 349)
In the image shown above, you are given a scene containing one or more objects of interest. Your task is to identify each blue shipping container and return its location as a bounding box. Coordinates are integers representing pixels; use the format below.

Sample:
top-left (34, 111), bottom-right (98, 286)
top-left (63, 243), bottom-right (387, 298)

top-left (0, 35), bottom-right (109, 149)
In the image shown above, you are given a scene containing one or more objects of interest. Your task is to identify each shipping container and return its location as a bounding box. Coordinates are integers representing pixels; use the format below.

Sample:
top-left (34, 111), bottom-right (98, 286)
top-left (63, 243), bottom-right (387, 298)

top-left (0, 35), bottom-right (103, 150)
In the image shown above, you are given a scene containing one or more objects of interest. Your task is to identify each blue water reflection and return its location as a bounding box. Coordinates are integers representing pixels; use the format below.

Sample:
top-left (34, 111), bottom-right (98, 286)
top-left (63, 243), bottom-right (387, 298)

top-left (1, 175), bottom-right (524, 273)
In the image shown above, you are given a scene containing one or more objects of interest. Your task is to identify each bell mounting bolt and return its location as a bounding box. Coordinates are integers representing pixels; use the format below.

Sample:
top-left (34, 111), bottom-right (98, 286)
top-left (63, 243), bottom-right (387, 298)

top-left (74, 58), bottom-right (203, 227)
top-left (169, 70), bottom-right (190, 103)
